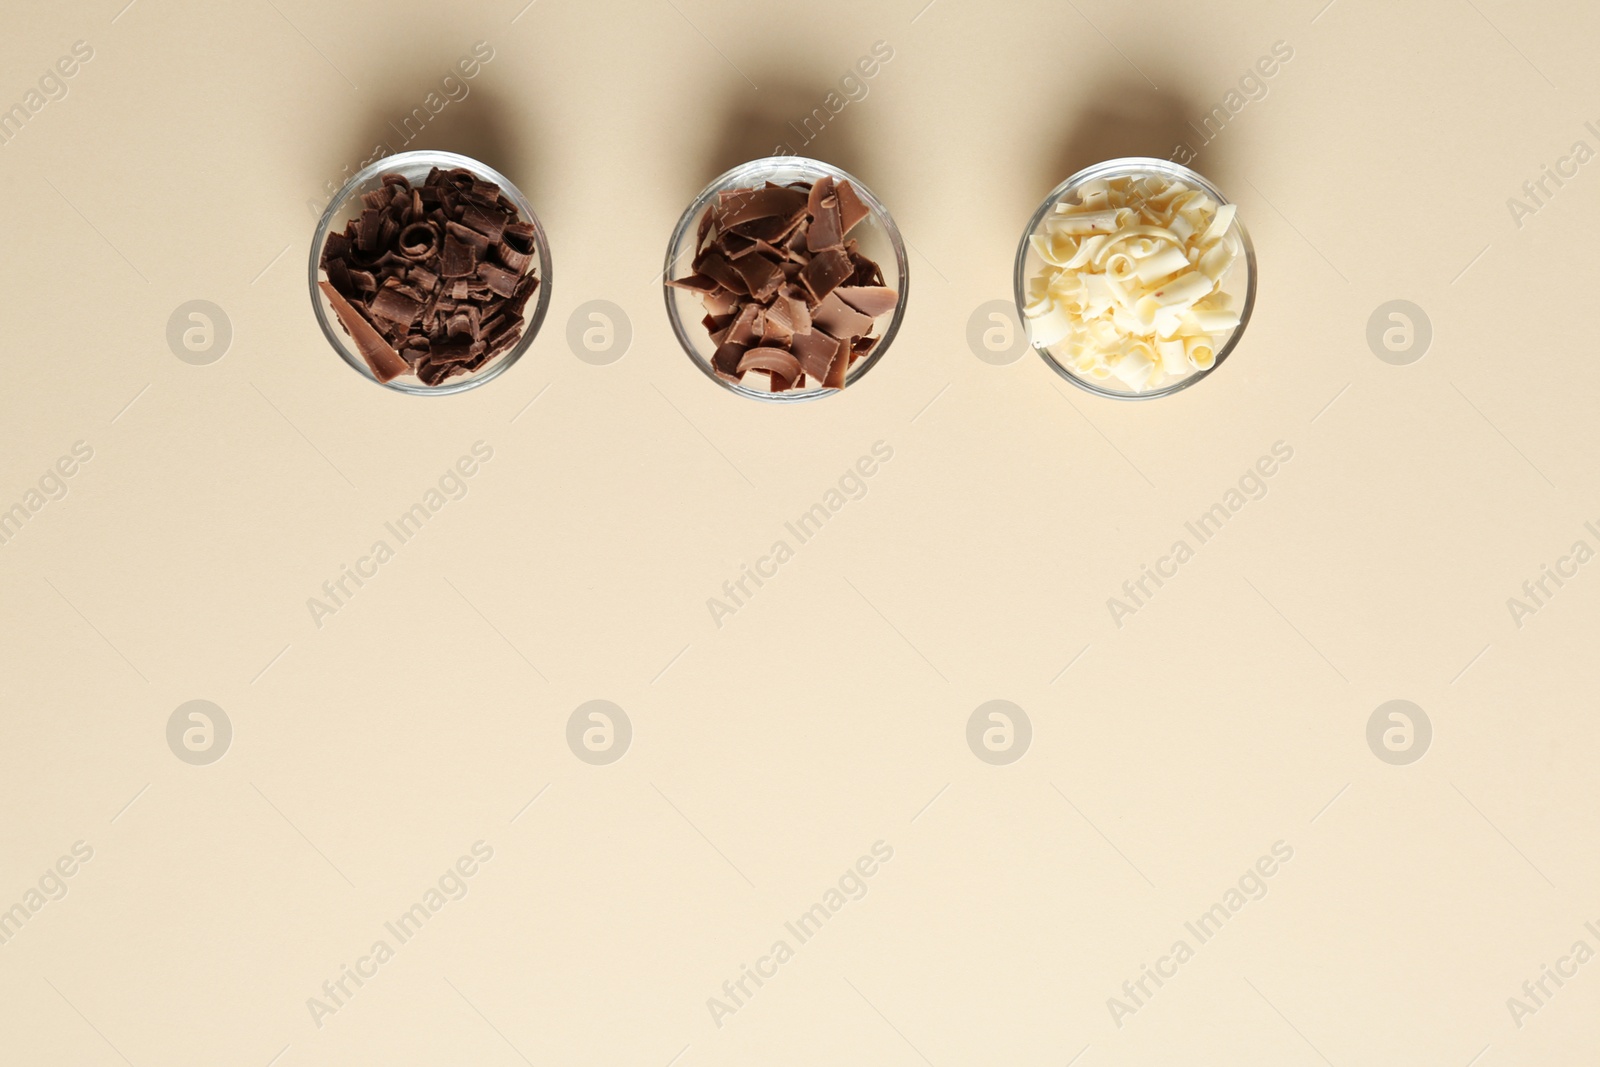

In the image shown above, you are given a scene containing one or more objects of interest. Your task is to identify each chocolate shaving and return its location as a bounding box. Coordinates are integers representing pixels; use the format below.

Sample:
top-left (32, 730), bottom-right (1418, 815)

top-left (441, 234), bottom-right (476, 278)
top-left (397, 221), bottom-right (440, 260)
top-left (812, 291), bottom-right (875, 339)
top-left (493, 243), bottom-right (531, 273)
top-left (476, 262), bottom-right (521, 298)
top-left (446, 220), bottom-right (491, 257)
top-left (711, 342), bottom-right (746, 381)
top-left (806, 195), bottom-right (843, 252)
top-left (737, 347), bottom-right (803, 390)
top-left (319, 169), bottom-right (540, 386)
top-left (319, 281), bottom-right (408, 382)
top-left (460, 202), bottom-right (509, 243)
top-left (835, 180), bottom-right (871, 234)
top-left (670, 177), bottom-right (895, 393)
top-left (801, 248), bottom-right (853, 304)
top-left (836, 286), bottom-right (899, 318)
top-left (370, 286), bottom-right (423, 328)
top-left (791, 329), bottom-right (842, 381)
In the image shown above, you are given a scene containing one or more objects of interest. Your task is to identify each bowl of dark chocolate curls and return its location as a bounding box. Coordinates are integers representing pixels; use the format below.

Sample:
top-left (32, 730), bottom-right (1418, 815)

top-left (310, 150), bottom-right (552, 394)
top-left (664, 157), bottom-right (908, 401)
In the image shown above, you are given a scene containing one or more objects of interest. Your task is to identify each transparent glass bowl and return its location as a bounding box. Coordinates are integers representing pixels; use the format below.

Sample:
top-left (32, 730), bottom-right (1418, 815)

top-left (309, 149), bottom-right (553, 396)
top-left (1013, 157), bottom-right (1256, 400)
top-left (663, 157), bottom-right (909, 402)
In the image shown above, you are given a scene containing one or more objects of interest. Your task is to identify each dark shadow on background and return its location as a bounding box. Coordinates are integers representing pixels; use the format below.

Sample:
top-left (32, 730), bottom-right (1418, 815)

top-left (304, 72), bottom-right (539, 213)
top-left (378, 85), bottom-right (540, 199)
top-left (1045, 80), bottom-right (1203, 192)
top-left (700, 73), bottom-right (871, 189)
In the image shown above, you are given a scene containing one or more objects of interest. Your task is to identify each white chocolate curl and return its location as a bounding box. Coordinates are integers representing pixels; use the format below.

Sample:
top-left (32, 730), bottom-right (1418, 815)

top-left (1024, 175), bottom-right (1243, 393)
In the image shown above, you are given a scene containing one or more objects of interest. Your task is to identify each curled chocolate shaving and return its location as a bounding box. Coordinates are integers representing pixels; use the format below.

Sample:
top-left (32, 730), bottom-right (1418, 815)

top-left (319, 168), bottom-right (540, 386)
top-left (397, 221), bottom-right (441, 260)
top-left (737, 347), bottom-right (803, 390)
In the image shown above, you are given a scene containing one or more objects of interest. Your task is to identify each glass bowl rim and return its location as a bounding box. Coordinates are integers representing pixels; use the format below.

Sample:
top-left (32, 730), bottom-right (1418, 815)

top-left (662, 154), bottom-right (910, 404)
top-left (1012, 156), bottom-right (1256, 401)
top-left (308, 148), bottom-right (554, 397)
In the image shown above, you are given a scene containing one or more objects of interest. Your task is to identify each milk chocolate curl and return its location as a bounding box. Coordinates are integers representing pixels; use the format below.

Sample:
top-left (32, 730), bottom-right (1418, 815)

top-left (737, 347), bottom-right (803, 389)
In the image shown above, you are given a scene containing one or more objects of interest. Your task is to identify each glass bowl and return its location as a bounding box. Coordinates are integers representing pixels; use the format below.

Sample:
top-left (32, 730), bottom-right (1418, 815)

top-left (309, 149), bottom-right (553, 396)
top-left (1013, 157), bottom-right (1255, 400)
top-left (663, 156), bottom-right (909, 402)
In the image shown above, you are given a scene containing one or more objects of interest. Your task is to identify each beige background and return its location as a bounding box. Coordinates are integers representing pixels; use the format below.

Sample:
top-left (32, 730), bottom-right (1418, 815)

top-left (2, 0), bottom-right (1597, 1063)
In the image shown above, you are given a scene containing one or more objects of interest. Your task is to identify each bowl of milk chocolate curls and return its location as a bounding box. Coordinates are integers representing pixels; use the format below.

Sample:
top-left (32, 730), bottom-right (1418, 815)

top-left (664, 157), bottom-right (908, 401)
top-left (310, 150), bottom-right (553, 395)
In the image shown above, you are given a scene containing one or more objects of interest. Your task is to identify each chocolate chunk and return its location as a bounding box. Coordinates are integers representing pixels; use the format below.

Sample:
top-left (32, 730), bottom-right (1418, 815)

top-left (357, 209), bottom-right (382, 251)
top-left (702, 287), bottom-right (741, 317)
top-left (502, 222), bottom-right (536, 255)
top-left (325, 258), bottom-right (354, 296)
top-left (848, 251), bottom-right (886, 288)
top-left (324, 232), bottom-right (351, 261)
top-left (725, 304), bottom-right (763, 347)
top-left (806, 196), bottom-right (843, 252)
top-left (801, 248), bottom-right (854, 304)
top-left (461, 202), bottom-right (508, 243)
top-left (806, 176), bottom-right (835, 220)
top-left (791, 329), bottom-right (842, 381)
top-left (441, 234), bottom-right (476, 278)
top-left (493, 242), bottom-right (530, 273)
top-left (824, 340), bottom-right (851, 389)
top-left (765, 290), bottom-right (811, 337)
top-left (731, 254), bottom-right (784, 303)
top-left (476, 262), bottom-right (521, 298)
top-left (835, 180), bottom-right (871, 234)
top-left (666, 273), bottom-right (719, 294)
top-left (836, 286), bottom-right (899, 318)
top-left (711, 342), bottom-right (746, 381)
top-left (445, 220), bottom-right (491, 256)
top-left (718, 185), bottom-right (807, 228)
top-left (370, 286), bottom-right (423, 328)
top-left (697, 252), bottom-right (748, 296)
top-left (812, 291), bottom-right (875, 338)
